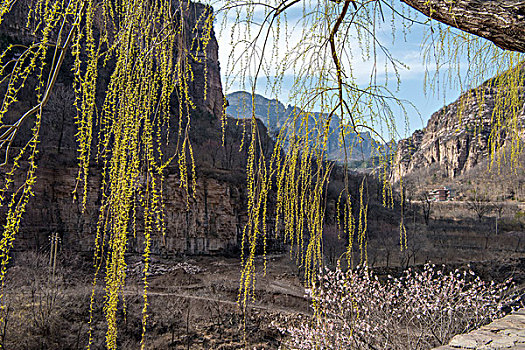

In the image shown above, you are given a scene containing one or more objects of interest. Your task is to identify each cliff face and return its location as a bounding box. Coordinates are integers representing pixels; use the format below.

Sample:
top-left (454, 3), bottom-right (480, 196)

top-left (184, 3), bottom-right (224, 118)
top-left (0, 1), bottom-right (247, 255)
top-left (14, 167), bottom-right (246, 254)
top-left (393, 86), bottom-right (525, 183)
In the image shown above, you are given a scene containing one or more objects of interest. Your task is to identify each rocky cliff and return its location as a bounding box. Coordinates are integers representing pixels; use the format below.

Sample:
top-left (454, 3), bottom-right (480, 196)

top-left (393, 84), bottom-right (525, 183)
top-left (0, 1), bottom-right (249, 255)
top-left (184, 3), bottom-right (224, 118)
top-left (13, 165), bottom-right (249, 254)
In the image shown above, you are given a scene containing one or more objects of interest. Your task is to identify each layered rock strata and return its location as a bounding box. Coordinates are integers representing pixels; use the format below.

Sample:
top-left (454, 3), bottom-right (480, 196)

top-left (0, 1), bottom-right (244, 255)
top-left (393, 86), bottom-right (525, 182)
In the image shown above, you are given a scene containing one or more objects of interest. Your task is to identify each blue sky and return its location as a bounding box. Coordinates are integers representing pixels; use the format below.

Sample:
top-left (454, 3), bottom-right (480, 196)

top-left (213, 1), bottom-right (464, 140)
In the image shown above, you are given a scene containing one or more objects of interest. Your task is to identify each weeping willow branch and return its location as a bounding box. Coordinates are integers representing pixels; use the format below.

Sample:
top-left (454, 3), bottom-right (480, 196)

top-left (0, 0), bottom-right (216, 348)
top-left (0, 2), bottom-right (83, 166)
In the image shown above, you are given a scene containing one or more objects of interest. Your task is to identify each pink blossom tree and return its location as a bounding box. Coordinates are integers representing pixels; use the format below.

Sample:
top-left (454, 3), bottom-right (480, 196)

top-left (280, 264), bottom-right (516, 349)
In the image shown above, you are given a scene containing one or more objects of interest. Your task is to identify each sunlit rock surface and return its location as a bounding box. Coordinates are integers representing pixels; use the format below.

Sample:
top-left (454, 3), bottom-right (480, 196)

top-left (434, 308), bottom-right (525, 349)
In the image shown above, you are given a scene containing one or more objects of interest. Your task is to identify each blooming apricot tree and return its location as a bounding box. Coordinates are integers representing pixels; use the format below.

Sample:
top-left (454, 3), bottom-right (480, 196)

top-left (281, 264), bottom-right (516, 349)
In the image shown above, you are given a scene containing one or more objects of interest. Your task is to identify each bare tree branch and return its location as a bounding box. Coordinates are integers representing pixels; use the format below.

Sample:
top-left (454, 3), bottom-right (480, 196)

top-left (401, 0), bottom-right (525, 53)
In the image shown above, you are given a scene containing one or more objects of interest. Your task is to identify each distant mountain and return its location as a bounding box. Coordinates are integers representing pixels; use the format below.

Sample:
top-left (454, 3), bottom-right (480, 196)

top-left (225, 91), bottom-right (384, 162)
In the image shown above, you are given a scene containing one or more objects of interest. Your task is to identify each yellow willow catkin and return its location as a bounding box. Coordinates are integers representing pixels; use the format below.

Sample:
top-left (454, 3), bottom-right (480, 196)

top-left (230, 0), bottom-right (524, 309)
top-left (65, 0), bottom-right (208, 347)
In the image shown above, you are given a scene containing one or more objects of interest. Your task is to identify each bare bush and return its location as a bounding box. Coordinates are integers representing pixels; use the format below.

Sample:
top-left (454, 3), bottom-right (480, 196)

top-left (467, 192), bottom-right (492, 221)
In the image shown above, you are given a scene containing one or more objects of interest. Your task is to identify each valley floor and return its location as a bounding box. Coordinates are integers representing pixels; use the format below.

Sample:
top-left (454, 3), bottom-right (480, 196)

top-left (2, 199), bottom-right (525, 349)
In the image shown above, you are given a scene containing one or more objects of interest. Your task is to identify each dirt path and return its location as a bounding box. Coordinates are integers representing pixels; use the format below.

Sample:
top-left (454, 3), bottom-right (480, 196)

top-left (123, 289), bottom-right (310, 316)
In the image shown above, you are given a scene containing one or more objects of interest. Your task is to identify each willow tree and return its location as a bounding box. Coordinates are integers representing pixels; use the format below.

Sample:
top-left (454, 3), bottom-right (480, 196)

top-left (218, 0), bottom-right (524, 311)
top-left (0, 0), bottom-right (523, 348)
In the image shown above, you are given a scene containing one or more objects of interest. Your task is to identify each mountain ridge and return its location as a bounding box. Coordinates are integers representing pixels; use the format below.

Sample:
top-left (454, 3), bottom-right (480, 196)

top-left (225, 90), bottom-right (383, 163)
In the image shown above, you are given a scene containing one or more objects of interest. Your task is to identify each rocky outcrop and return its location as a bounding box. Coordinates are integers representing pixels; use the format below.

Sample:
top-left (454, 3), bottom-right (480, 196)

top-left (184, 3), bottom-right (224, 118)
top-left (0, 1), bottom-right (247, 255)
top-left (433, 308), bottom-right (525, 350)
top-left (393, 85), bottom-right (525, 183)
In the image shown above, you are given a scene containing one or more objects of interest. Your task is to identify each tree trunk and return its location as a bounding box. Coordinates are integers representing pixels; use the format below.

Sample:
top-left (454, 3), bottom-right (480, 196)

top-left (401, 0), bottom-right (525, 53)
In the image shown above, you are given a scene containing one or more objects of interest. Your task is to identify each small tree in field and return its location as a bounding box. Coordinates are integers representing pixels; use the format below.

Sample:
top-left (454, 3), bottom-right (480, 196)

top-left (419, 192), bottom-right (433, 226)
top-left (467, 191), bottom-right (493, 221)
